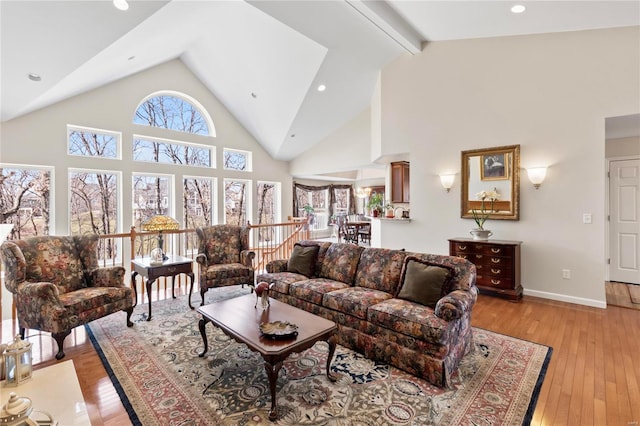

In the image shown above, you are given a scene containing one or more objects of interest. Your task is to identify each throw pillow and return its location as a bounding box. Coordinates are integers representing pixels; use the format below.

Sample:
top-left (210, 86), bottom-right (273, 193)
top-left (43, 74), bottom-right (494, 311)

top-left (397, 257), bottom-right (453, 308)
top-left (287, 244), bottom-right (319, 277)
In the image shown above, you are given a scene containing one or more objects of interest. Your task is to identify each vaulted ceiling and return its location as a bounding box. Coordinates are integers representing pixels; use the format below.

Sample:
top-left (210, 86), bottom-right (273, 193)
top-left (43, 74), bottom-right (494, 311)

top-left (2, 1), bottom-right (638, 162)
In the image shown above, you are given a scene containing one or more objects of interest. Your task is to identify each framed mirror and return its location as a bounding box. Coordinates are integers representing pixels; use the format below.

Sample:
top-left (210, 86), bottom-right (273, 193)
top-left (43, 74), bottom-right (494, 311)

top-left (461, 144), bottom-right (520, 221)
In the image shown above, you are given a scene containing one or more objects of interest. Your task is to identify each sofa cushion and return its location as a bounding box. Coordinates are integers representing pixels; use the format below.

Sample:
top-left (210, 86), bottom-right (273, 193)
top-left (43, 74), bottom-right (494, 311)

top-left (318, 243), bottom-right (364, 285)
top-left (397, 257), bottom-right (453, 308)
top-left (354, 248), bottom-right (408, 293)
top-left (203, 263), bottom-right (253, 280)
top-left (368, 298), bottom-right (451, 345)
top-left (289, 278), bottom-right (350, 305)
top-left (287, 244), bottom-right (319, 277)
top-left (322, 287), bottom-right (393, 320)
top-left (256, 271), bottom-right (308, 295)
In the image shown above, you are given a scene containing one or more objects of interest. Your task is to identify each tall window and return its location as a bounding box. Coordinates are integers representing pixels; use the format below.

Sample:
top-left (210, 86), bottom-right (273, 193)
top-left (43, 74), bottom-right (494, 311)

top-left (223, 148), bottom-right (251, 171)
top-left (68, 126), bottom-right (119, 158)
top-left (224, 179), bottom-right (249, 225)
top-left (256, 181), bottom-right (279, 243)
top-left (132, 174), bottom-right (172, 228)
top-left (0, 166), bottom-right (52, 238)
top-left (69, 169), bottom-right (118, 235)
top-left (134, 93), bottom-right (212, 136)
top-left (133, 136), bottom-right (213, 168)
top-left (333, 187), bottom-right (350, 216)
top-left (183, 176), bottom-right (214, 229)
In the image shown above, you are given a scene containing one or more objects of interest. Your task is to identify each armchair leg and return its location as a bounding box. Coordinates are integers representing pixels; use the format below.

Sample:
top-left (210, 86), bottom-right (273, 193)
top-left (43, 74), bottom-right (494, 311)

top-left (52, 330), bottom-right (71, 360)
top-left (19, 327), bottom-right (25, 340)
top-left (200, 287), bottom-right (207, 306)
top-left (125, 307), bottom-right (134, 327)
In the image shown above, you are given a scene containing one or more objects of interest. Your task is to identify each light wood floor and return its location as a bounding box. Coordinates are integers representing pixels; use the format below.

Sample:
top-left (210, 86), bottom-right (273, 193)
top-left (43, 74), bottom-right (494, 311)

top-left (606, 280), bottom-right (640, 311)
top-left (3, 289), bottom-right (639, 426)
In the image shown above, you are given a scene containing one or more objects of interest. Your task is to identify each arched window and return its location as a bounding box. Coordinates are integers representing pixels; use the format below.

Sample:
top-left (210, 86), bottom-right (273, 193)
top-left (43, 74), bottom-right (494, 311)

top-left (133, 92), bottom-right (215, 136)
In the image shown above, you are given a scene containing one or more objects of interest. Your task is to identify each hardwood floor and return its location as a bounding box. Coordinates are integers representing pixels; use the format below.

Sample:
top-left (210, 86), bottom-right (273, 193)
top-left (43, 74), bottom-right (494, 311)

top-left (3, 290), bottom-right (639, 426)
top-left (606, 280), bottom-right (640, 311)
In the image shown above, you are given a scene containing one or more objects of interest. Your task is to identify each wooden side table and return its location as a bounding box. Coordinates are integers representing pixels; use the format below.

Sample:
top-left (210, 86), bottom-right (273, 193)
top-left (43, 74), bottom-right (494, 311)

top-left (131, 254), bottom-right (195, 321)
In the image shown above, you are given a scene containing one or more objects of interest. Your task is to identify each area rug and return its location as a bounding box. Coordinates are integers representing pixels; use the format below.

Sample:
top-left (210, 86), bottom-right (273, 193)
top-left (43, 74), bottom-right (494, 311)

top-left (87, 287), bottom-right (552, 425)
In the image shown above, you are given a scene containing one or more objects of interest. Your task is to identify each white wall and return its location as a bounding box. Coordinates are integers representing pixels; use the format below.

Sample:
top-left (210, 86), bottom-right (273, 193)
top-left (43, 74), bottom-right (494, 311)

top-left (376, 26), bottom-right (640, 307)
top-left (0, 59), bottom-right (293, 234)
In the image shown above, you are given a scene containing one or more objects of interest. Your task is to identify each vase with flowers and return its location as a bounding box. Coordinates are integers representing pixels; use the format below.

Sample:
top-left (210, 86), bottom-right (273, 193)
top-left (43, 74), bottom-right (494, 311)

top-left (470, 188), bottom-right (499, 240)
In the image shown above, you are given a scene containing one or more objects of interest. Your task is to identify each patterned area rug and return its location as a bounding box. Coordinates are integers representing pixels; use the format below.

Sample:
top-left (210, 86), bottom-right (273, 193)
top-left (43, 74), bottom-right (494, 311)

top-left (87, 287), bottom-right (552, 425)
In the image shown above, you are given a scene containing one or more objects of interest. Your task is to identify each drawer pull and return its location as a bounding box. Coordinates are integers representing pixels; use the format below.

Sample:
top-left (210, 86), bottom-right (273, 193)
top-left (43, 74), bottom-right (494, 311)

top-left (491, 258), bottom-right (501, 263)
top-left (475, 254), bottom-right (483, 259)
top-left (491, 268), bottom-right (501, 274)
top-left (491, 279), bottom-right (501, 285)
top-left (459, 245), bottom-right (467, 250)
top-left (491, 248), bottom-right (501, 253)
top-left (476, 265), bottom-right (483, 269)
top-left (458, 255), bottom-right (468, 259)
top-left (168, 267), bottom-right (176, 273)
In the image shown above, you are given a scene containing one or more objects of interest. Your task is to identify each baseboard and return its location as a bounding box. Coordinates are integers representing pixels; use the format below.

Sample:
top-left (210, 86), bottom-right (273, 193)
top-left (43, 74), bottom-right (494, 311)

top-left (523, 289), bottom-right (607, 309)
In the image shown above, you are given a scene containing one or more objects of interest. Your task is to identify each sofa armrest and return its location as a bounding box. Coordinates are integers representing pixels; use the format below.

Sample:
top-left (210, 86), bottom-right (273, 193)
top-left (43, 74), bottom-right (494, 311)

top-left (88, 266), bottom-right (126, 288)
top-left (195, 253), bottom-right (208, 267)
top-left (240, 250), bottom-right (256, 268)
top-left (435, 286), bottom-right (478, 321)
top-left (0, 241), bottom-right (27, 294)
top-left (266, 259), bottom-right (288, 273)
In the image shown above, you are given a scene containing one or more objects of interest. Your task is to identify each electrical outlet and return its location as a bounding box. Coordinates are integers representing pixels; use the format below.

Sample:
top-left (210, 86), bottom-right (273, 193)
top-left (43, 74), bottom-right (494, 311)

top-left (562, 269), bottom-right (571, 279)
top-left (583, 213), bottom-right (592, 224)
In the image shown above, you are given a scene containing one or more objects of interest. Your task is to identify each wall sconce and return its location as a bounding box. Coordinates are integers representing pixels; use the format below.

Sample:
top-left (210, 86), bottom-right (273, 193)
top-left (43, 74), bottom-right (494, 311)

top-left (527, 167), bottom-right (547, 189)
top-left (439, 174), bottom-right (455, 192)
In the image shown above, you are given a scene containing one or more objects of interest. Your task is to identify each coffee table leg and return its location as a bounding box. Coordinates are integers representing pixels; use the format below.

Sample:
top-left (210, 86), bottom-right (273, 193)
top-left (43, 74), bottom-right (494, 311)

top-left (131, 271), bottom-right (138, 307)
top-left (198, 316), bottom-right (211, 357)
top-left (264, 360), bottom-right (283, 421)
top-left (326, 335), bottom-right (337, 382)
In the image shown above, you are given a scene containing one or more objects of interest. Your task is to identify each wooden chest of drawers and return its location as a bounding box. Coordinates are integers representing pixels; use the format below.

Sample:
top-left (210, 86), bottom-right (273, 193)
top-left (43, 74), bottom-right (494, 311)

top-left (449, 238), bottom-right (522, 301)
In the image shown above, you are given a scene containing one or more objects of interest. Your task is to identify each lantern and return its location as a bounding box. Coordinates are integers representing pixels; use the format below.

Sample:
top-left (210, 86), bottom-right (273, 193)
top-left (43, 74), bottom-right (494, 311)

top-left (3, 335), bottom-right (32, 386)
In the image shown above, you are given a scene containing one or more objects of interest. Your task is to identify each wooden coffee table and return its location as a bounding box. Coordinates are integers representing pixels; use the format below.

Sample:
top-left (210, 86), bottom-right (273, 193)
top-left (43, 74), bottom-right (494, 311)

top-left (197, 294), bottom-right (338, 421)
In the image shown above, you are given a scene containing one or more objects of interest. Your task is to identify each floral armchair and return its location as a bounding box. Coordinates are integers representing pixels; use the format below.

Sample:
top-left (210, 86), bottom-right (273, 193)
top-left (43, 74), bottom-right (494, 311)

top-left (0, 235), bottom-right (134, 360)
top-left (195, 225), bottom-right (255, 305)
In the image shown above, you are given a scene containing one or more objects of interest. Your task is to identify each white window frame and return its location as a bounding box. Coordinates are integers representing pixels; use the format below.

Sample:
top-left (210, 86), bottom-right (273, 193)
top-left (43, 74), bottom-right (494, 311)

top-left (223, 148), bottom-right (252, 172)
top-left (133, 135), bottom-right (215, 169)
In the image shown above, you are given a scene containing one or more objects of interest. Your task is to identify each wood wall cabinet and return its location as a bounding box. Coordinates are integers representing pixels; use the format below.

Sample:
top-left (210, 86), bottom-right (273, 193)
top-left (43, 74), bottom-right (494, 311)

top-left (449, 238), bottom-right (522, 301)
top-left (391, 161), bottom-right (410, 203)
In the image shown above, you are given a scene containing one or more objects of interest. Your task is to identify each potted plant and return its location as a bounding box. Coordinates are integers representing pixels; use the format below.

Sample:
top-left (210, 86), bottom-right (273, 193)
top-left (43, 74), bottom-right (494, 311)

top-left (301, 204), bottom-right (315, 226)
top-left (367, 193), bottom-right (383, 217)
top-left (470, 188), bottom-right (499, 240)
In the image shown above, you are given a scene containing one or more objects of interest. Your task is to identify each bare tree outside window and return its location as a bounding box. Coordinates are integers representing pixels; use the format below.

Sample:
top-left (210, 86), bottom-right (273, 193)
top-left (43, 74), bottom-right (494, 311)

top-left (184, 177), bottom-right (213, 229)
top-left (223, 149), bottom-right (250, 171)
top-left (133, 138), bottom-right (212, 167)
top-left (134, 95), bottom-right (209, 135)
top-left (132, 174), bottom-right (171, 229)
top-left (224, 180), bottom-right (247, 226)
top-left (0, 167), bottom-right (51, 238)
top-left (68, 128), bottom-right (118, 158)
top-left (256, 182), bottom-right (277, 243)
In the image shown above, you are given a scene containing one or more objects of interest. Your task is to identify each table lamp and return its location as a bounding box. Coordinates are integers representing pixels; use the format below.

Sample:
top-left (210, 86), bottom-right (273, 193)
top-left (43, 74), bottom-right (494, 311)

top-left (142, 215), bottom-right (179, 263)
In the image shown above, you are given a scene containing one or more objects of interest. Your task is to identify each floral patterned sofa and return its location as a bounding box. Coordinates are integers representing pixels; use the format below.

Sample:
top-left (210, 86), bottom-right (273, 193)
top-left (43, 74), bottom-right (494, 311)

top-left (0, 235), bottom-right (134, 360)
top-left (256, 241), bottom-right (478, 387)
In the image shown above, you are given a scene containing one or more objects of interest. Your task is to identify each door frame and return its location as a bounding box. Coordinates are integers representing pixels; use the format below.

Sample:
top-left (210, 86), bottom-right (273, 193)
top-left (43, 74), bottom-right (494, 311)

top-left (606, 155), bottom-right (640, 281)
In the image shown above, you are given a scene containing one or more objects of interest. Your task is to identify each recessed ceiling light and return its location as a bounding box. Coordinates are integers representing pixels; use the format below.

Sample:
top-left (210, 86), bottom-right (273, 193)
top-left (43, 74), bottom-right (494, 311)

top-left (290, 134), bottom-right (296, 138)
top-left (128, 56), bottom-right (135, 61)
top-left (251, 92), bottom-right (257, 98)
top-left (28, 73), bottom-right (41, 82)
top-left (511, 4), bottom-right (526, 13)
top-left (113, 0), bottom-right (129, 11)
top-left (317, 84), bottom-right (326, 92)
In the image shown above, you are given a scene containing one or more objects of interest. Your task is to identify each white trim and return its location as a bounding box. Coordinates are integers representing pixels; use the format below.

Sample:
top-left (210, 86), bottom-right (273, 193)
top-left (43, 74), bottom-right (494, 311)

top-left (605, 154), bottom-right (640, 281)
top-left (523, 288), bottom-right (607, 309)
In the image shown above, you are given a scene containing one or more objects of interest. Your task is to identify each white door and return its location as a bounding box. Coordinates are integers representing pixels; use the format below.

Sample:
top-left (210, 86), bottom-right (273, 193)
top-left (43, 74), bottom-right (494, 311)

top-left (610, 159), bottom-right (640, 284)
